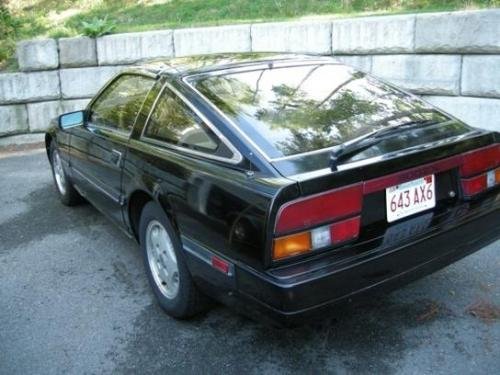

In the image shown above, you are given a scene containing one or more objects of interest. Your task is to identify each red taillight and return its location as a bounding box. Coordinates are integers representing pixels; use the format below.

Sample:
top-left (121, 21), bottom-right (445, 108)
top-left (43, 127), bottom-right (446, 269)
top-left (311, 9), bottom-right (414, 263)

top-left (459, 144), bottom-right (500, 197)
top-left (460, 144), bottom-right (500, 178)
top-left (331, 216), bottom-right (361, 245)
top-left (275, 183), bottom-right (362, 235)
top-left (461, 174), bottom-right (487, 197)
top-left (273, 184), bottom-right (362, 260)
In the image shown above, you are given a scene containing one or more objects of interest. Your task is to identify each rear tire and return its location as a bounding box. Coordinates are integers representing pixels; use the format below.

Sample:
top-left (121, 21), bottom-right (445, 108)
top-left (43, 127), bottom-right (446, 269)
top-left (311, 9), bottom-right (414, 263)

top-left (49, 141), bottom-right (82, 206)
top-left (139, 201), bottom-right (208, 318)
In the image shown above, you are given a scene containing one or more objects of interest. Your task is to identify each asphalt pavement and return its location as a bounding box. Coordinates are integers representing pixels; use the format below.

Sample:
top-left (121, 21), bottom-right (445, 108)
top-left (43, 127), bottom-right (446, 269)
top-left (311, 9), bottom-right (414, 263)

top-left (0, 150), bottom-right (499, 374)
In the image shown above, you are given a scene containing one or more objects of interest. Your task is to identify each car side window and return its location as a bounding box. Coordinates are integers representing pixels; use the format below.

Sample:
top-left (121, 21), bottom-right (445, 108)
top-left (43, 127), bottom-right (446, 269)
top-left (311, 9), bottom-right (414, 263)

top-left (89, 74), bottom-right (155, 133)
top-left (144, 86), bottom-right (219, 153)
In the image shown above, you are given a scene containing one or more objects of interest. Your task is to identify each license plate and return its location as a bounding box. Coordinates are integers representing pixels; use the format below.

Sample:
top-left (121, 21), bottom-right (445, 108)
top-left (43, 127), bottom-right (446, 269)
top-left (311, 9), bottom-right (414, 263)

top-left (386, 175), bottom-right (436, 223)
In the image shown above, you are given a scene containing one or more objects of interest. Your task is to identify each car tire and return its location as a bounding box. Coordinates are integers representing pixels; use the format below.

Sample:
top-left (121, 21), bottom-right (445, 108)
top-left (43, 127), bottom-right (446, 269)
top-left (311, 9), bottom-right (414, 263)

top-left (49, 141), bottom-right (82, 206)
top-left (139, 201), bottom-right (207, 318)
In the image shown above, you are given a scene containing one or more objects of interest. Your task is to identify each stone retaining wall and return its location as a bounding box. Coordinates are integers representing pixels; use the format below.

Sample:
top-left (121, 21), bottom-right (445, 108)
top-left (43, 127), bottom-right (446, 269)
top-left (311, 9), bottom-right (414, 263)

top-left (1, 9), bottom-right (499, 136)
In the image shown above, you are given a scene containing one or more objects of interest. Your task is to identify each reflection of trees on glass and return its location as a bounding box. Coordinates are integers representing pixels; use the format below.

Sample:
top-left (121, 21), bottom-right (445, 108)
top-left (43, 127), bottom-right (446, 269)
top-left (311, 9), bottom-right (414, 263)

top-left (256, 72), bottom-right (383, 155)
top-left (158, 53), bottom-right (274, 74)
top-left (145, 87), bottom-right (218, 152)
top-left (195, 64), bottom-right (446, 158)
top-left (349, 118), bottom-right (471, 162)
top-left (198, 75), bottom-right (260, 116)
top-left (91, 74), bottom-right (154, 132)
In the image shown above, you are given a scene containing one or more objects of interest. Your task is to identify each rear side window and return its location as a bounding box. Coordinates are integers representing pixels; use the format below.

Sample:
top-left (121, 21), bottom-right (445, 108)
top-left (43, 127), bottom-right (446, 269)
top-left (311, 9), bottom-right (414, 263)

top-left (90, 74), bottom-right (154, 133)
top-left (144, 86), bottom-right (220, 153)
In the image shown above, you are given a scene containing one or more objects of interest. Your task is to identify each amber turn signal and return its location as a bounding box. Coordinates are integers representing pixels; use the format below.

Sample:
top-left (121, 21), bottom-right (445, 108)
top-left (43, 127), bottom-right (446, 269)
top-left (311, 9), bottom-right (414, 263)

top-left (273, 231), bottom-right (311, 260)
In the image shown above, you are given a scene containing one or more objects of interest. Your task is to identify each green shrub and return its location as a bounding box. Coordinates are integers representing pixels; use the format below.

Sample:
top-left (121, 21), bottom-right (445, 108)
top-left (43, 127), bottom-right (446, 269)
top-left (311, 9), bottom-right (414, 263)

top-left (0, 5), bottom-right (20, 69)
top-left (49, 26), bottom-right (75, 39)
top-left (80, 16), bottom-right (116, 37)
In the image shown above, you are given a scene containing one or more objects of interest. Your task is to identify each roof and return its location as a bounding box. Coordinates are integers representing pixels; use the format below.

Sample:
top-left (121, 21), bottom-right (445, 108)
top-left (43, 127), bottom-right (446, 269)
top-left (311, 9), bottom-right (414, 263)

top-left (130, 52), bottom-right (335, 78)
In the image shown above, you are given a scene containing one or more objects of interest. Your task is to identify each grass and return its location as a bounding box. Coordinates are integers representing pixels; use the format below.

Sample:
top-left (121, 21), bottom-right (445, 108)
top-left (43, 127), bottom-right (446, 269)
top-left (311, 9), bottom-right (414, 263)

top-left (1, 0), bottom-right (499, 69)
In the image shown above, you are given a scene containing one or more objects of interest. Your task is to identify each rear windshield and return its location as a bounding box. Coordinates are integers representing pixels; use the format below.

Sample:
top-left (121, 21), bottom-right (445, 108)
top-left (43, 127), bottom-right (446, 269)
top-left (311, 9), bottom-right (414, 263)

top-left (192, 64), bottom-right (448, 159)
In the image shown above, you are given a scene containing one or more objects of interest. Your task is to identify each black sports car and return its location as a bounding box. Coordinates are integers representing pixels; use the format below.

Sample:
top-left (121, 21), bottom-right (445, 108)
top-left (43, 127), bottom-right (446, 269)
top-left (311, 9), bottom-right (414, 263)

top-left (46, 53), bottom-right (500, 325)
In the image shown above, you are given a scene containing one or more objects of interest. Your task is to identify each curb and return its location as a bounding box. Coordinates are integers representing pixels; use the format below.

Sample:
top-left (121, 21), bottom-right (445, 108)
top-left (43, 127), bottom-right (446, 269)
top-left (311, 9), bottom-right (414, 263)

top-left (0, 133), bottom-right (45, 155)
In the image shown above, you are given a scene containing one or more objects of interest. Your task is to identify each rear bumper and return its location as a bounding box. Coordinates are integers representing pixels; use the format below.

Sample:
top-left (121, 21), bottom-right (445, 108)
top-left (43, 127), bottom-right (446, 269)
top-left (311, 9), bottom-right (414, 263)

top-left (185, 196), bottom-right (500, 325)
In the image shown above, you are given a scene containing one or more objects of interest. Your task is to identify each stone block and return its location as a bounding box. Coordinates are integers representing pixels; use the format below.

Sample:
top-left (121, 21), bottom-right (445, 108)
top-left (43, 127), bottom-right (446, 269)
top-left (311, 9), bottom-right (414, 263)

top-left (62, 98), bottom-right (92, 113)
top-left (0, 71), bottom-right (60, 104)
top-left (334, 55), bottom-right (372, 72)
top-left (461, 55), bottom-right (500, 99)
top-left (174, 24), bottom-right (251, 57)
top-left (371, 55), bottom-right (461, 95)
top-left (251, 21), bottom-right (332, 54)
top-left (59, 37), bottom-right (97, 68)
top-left (415, 9), bottom-right (500, 53)
top-left (16, 39), bottom-right (59, 71)
top-left (27, 101), bottom-right (63, 132)
top-left (97, 30), bottom-right (173, 65)
top-left (60, 66), bottom-right (124, 99)
top-left (423, 95), bottom-right (500, 132)
top-left (27, 98), bottom-right (92, 132)
top-left (0, 105), bottom-right (29, 136)
top-left (332, 15), bottom-right (415, 54)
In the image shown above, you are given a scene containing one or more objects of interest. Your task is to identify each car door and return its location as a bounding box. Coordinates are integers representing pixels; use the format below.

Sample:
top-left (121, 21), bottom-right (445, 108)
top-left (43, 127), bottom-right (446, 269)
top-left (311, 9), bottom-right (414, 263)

top-left (83, 73), bottom-right (156, 225)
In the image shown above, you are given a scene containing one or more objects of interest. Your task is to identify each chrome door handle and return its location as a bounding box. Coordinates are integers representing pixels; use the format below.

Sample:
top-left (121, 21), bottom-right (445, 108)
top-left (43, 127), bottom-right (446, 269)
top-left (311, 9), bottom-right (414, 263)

top-left (111, 149), bottom-right (122, 167)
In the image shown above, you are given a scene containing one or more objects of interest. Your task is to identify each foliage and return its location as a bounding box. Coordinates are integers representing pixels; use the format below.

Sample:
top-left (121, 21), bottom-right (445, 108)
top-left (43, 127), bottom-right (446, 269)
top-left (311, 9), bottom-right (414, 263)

top-left (1, 0), bottom-right (499, 69)
top-left (64, 0), bottom-right (500, 34)
top-left (0, 5), bottom-right (20, 69)
top-left (48, 26), bottom-right (75, 39)
top-left (80, 16), bottom-right (116, 37)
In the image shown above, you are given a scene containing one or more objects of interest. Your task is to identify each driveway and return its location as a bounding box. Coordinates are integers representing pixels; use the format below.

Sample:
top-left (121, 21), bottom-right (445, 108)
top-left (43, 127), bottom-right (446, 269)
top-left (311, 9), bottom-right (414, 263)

top-left (0, 149), bottom-right (499, 374)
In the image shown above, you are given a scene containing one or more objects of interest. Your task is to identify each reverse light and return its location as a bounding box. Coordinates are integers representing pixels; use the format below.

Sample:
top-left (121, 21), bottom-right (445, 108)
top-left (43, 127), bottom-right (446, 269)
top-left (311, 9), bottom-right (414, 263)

top-left (487, 169), bottom-right (496, 188)
top-left (311, 225), bottom-right (332, 249)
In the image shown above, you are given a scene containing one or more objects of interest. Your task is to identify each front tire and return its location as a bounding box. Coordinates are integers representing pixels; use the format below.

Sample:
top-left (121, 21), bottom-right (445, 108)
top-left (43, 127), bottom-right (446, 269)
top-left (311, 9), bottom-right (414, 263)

top-left (49, 141), bottom-right (82, 206)
top-left (139, 201), bottom-right (207, 318)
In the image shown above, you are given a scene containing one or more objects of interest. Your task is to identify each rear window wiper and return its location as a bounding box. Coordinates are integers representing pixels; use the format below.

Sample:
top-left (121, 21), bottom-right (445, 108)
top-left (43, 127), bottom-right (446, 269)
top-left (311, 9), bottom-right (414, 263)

top-left (330, 119), bottom-right (440, 171)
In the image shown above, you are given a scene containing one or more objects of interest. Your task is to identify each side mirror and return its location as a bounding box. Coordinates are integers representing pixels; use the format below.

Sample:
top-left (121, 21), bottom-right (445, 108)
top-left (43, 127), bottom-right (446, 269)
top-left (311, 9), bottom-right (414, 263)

top-left (59, 110), bottom-right (86, 129)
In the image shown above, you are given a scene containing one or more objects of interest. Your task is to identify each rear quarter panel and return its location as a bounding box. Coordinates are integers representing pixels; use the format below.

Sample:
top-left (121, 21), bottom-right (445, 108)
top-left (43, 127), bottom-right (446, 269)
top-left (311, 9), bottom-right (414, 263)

top-left (122, 139), bottom-right (295, 270)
